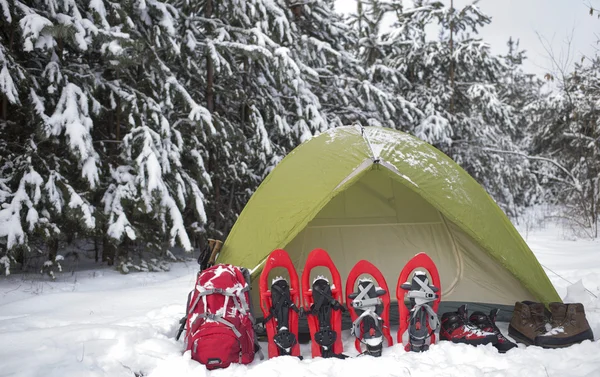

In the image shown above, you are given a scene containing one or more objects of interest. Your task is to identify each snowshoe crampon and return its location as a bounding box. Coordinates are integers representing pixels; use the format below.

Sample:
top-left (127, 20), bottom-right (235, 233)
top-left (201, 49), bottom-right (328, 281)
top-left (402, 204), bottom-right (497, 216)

top-left (259, 249), bottom-right (301, 358)
top-left (397, 253), bottom-right (441, 352)
top-left (302, 248), bottom-right (346, 358)
top-left (346, 260), bottom-right (393, 356)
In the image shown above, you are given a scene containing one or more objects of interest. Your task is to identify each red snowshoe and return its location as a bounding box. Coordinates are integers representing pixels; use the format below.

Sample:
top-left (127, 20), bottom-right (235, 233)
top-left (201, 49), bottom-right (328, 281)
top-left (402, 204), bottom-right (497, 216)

top-left (259, 249), bottom-right (302, 358)
top-left (346, 260), bottom-right (393, 356)
top-left (302, 248), bottom-right (346, 359)
top-left (440, 305), bottom-right (498, 346)
top-left (397, 253), bottom-right (442, 352)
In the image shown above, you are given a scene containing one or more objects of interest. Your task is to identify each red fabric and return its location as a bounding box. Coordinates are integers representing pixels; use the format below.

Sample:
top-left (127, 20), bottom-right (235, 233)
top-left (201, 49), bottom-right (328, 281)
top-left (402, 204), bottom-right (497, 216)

top-left (184, 264), bottom-right (255, 370)
top-left (440, 323), bottom-right (490, 341)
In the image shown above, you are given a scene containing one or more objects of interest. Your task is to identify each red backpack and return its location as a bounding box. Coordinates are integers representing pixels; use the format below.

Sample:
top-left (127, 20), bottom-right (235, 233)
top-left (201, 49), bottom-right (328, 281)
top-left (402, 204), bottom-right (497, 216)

top-left (178, 264), bottom-right (261, 369)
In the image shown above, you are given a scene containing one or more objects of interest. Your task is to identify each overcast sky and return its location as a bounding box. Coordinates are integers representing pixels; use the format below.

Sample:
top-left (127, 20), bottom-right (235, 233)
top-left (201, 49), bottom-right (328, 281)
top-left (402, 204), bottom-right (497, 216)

top-left (334, 0), bottom-right (599, 76)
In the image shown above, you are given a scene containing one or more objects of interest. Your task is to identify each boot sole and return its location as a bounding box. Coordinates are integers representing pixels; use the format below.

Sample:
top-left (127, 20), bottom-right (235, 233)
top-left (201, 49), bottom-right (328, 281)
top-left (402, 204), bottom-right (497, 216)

top-left (508, 325), bottom-right (534, 346)
top-left (535, 329), bottom-right (595, 348)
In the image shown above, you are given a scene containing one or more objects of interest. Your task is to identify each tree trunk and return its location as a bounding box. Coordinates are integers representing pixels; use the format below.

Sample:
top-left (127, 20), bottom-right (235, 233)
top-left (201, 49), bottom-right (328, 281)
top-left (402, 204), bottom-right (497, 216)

top-left (205, 0), bottom-right (218, 234)
top-left (449, 0), bottom-right (455, 114)
top-left (3, 22), bottom-right (13, 122)
top-left (1, 94), bottom-right (6, 123)
top-left (214, 178), bottom-right (221, 234)
top-left (116, 91), bottom-right (121, 142)
top-left (102, 236), bottom-right (116, 266)
top-left (357, 0), bottom-right (363, 39)
top-left (107, 108), bottom-right (114, 157)
top-left (48, 238), bottom-right (59, 262)
top-left (206, 0), bottom-right (215, 113)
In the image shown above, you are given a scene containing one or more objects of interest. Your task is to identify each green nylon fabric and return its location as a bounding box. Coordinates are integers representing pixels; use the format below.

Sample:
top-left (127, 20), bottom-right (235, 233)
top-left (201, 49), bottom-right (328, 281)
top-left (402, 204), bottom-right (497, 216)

top-left (217, 126), bottom-right (561, 304)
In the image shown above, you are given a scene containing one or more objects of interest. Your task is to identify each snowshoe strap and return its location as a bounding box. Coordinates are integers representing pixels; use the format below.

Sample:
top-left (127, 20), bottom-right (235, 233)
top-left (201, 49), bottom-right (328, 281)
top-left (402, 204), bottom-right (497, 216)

top-left (311, 287), bottom-right (346, 314)
top-left (407, 306), bottom-right (430, 352)
top-left (262, 281), bottom-right (300, 327)
top-left (263, 280), bottom-right (300, 356)
top-left (410, 303), bottom-right (439, 332)
top-left (406, 303), bottom-right (439, 352)
top-left (404, 275), bottom-right (438, 306)
top-left (352, 310), bottom-right (384, 356)
top-left (311, 285), bottom-right (344, 328)
top-left (423, 304), bottom-right (439, 332)
top-left (351, 310), bottom-right (381, 339)
top-left (350, 282), bottom-right (383, 309)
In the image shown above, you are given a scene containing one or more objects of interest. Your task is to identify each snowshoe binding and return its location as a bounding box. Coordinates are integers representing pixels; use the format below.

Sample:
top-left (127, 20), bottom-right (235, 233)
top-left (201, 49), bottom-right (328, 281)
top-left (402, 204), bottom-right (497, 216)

top-left (269, 278), bottom-right (301, 355)
top-left (302, 248), bottom-right (347, 359)
top-left (397, 253), bottom-right (442, 352)
top-left (259, 249), bottom-right (301, 358)
top-left (348, 279), bottom-right (386, 356)
top-left (346, 260), bottom-right (393, 356)
top-left (400, 272), bottom-right (440, 351)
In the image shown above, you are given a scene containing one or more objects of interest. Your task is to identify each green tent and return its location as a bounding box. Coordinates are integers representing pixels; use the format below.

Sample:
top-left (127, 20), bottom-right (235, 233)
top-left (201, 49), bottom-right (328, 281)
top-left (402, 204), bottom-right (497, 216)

top-left (217, 126), bottom-right (560, 308)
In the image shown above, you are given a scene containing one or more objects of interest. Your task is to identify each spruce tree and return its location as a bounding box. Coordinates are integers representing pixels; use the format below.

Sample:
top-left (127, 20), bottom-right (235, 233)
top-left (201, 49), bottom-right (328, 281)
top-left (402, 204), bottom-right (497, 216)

top-left (531, 58), bottom-right (600, 237)
top-left (354, 1), bottom-right (539, 215)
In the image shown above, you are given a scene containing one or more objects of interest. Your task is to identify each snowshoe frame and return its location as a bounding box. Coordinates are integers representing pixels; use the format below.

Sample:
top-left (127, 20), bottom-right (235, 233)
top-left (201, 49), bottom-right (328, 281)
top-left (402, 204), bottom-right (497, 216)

top-left (397, 253), bottom-right (442, 351)
top-left (302, 248), bottom-right (345, 358)
top-left (259, 249), bottom-right (302, 358)
top-left (346, 260), bottom-right (393, 354)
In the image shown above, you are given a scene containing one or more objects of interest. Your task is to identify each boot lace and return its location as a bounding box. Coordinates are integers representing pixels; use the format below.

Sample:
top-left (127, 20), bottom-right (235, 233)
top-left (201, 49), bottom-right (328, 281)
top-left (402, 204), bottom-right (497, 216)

top-left (532, 313), bottom-right (548, 333)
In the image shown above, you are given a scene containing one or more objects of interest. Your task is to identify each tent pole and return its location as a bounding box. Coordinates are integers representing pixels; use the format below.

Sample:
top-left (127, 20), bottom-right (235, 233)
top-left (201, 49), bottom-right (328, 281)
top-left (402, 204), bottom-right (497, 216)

top-left (359, 125), bottom-right (379, 162)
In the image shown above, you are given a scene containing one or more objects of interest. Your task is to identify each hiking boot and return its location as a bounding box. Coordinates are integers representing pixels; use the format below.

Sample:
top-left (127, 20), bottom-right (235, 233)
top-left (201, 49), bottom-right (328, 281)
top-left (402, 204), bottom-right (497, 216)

top-left (440, 305), bottom-right (498, 346)
top-left (470, 309), bottom-right (517, 353)
top-left (508, 301), bottom-right (548, 345)
top-left (535, 303), bottom-right (594, 348)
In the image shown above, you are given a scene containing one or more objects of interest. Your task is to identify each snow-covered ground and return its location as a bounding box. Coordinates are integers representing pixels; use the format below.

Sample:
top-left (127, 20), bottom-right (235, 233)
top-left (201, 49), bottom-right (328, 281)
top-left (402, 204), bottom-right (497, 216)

top-left (1, 220), bottom-right (600, 377)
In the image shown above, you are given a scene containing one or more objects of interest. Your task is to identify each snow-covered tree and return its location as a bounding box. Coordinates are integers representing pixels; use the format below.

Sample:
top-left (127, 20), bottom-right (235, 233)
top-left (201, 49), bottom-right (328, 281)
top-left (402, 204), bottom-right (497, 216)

top-left (348, 1), bottom-right (540, 215)
top-left (0, 1), bottom-right (99, 273)
top-left (530, 58), bottom-right (600, 237)
top-left (171, 0), bottom-right (419, 238)
top-left (0, 0), bottom-right (419, 273)
top-left (0, 0), bottom-right (212, 273)
top-left (1, 0), bottom-right (573, 275)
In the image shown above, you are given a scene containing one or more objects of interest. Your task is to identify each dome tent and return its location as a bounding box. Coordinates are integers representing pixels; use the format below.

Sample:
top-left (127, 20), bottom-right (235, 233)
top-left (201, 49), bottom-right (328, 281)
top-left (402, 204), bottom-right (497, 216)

top-left (217, 126), bottom-right (560, 315)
